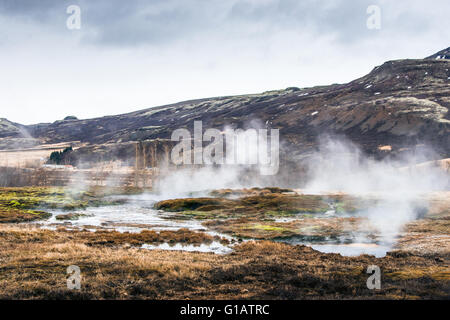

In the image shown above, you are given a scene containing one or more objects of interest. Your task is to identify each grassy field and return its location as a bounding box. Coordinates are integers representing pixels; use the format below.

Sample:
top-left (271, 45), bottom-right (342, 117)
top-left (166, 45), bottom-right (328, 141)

top-left (0, 224), bottom-right (448, 299)
top-left (0, 186), bottom-right (448, 299)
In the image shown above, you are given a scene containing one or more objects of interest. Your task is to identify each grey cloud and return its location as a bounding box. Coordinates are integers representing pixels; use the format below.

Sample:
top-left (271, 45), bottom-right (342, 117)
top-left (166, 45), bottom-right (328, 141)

top-left (81, 0), bottom-right (213, 46)
top-left (0, 0), bottom-right (447, 47)
top-left (80, 0), bottom-right (395, 46)
top-left (0, 0), bottom-right (72, 21)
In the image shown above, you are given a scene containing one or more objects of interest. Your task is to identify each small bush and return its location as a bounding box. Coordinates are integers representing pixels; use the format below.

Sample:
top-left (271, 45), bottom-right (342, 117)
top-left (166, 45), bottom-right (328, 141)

top-left (48, 147), bottom-right (73, 165)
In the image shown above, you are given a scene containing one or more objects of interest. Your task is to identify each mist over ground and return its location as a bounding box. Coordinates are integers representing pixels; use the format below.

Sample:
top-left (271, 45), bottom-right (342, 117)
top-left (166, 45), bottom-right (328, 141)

top-left (304, 136), bottom-right (448, 244)
top-left (153, 135), bottom-right (449, 244)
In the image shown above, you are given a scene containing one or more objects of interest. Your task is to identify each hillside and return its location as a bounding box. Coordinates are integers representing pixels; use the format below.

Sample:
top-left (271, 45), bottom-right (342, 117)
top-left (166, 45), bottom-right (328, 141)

top-left (426, 47), bottom-right (450, 60)
top-left (1, 49), bottom-right (449, 162)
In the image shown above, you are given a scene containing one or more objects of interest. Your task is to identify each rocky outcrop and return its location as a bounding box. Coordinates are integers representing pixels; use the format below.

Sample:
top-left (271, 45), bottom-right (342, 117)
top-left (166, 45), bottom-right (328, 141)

top-left (426, 47), bottom-right (450, 60)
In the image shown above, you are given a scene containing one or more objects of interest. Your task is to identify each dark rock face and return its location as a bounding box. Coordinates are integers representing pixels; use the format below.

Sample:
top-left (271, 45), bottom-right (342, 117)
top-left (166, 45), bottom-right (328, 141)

top-left (63, 116), bottom-right (78, 121)
top-left (1, 50), bottom-right (449, 160)
top-left (426, 47), bottom-right (450, 60)
top-left (0, 118), bottom-right (21, 137)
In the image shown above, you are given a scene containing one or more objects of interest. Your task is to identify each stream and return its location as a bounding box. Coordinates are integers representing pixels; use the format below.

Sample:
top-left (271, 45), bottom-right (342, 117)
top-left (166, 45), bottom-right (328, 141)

top-left (31, 194), bottom-right (393, 257)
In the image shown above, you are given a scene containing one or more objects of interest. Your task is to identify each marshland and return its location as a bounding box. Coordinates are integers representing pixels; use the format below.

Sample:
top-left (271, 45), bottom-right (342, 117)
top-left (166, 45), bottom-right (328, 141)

top-left (0, 135), bottom-right (449, 300)
top-left (0, 179), bottom-right (448, 299)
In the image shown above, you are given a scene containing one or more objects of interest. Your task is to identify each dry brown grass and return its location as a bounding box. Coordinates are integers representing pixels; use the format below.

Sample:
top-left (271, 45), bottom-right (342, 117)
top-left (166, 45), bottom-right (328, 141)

top-left (0, 148), bottom-right (64, 168)
top-left (0, 224), bottom-right (448, 300)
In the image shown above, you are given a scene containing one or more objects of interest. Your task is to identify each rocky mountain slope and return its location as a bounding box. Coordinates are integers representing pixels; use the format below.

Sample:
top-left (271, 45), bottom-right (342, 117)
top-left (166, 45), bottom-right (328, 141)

top-left (427, 47), bottom-right (450, 60)
top-left (1, 48), bottom-right (449, 162)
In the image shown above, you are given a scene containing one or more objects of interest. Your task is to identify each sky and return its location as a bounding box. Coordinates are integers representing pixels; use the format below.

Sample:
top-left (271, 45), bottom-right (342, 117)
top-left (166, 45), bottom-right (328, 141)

top-left (0, 0), bottom-right (448, 125)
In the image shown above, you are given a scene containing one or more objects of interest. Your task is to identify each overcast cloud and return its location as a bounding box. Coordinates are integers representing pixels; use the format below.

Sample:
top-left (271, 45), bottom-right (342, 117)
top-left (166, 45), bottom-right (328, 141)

top-left (0, 0), bottom-right (448, 124)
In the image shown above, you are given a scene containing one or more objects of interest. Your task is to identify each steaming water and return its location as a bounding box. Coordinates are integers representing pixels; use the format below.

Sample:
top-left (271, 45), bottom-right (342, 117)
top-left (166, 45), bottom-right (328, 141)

top-left (38, 201), bottom-right (207, 233)
top-left (142, 242), bottom-right (232, 254)
top-left (309, 243), bottom-right (391, 258)
top-left (35, 196), bottom-right (230, 236)
top-left (29, 194), bottom-right (400, 257)
top-left (21, 136), bottom-right (446, 256)
top-left (276, 232), bottom-right (395, 257)
top-left (32, 195), bottom-right (237, 254)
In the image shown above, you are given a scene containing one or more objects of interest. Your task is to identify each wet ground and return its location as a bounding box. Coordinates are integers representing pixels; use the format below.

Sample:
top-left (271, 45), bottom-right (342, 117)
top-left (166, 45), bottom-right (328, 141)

top-left (1, 186), bottom-right (448, 299)
top-left (29, 190), bottom-right (431, 258)
top-left (1, 186), bottom-right (447, 258)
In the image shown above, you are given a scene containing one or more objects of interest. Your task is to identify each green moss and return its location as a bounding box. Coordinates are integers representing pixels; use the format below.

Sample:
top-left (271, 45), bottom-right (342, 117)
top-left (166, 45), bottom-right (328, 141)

top-left (335, 201), bottom-right (357, 213)
top-left (177, 211), bottom-right (215, 219)
top-left (240, 194), bottom-right (329, 214)
top-left (297, 226), bottom-right (322, 234)
top-left (251, 224), bottom-right (288, 232)
top-left (55, 213), bottom-right (91, 221)
top-left (155, 198), bottom-right (231, 212)
top-left (0, 186), bottom-right (131, 223)
top-left (156, 193), bottom-right (330, 221)
top-left (8, 200), bottom-right (23, 208)
top-left (265, 210), bottom-right (293, 217)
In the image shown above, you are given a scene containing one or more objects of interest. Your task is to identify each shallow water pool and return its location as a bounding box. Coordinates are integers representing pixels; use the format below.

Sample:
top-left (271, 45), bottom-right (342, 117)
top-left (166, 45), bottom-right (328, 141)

top-left (30, 194), bottom-right (394, 257)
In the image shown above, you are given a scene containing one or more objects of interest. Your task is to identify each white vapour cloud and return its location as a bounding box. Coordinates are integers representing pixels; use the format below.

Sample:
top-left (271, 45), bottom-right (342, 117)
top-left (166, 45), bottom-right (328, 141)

top-left (304, 136), bottom-right (448, 244)
top-left (156, 166), bottom-right (244, 199)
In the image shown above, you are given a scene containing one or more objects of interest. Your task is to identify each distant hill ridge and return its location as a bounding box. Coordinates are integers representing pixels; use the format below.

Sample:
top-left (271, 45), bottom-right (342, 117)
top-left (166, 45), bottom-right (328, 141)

top-left (1, 48), bottom-right (449, 161)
